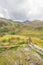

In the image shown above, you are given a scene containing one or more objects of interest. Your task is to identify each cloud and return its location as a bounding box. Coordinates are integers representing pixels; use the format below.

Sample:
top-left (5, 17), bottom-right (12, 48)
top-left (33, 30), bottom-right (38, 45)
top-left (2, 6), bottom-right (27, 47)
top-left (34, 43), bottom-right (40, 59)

top-left (0, 6), bottom-right (10, 19)
top-left (0, 0), bottom-right (43, 21)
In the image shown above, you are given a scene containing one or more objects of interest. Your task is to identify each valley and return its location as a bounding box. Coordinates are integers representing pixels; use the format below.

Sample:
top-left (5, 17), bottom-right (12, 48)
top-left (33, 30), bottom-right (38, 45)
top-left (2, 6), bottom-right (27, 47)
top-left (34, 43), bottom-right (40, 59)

top-left (0, 18), bottom-right (43, 65)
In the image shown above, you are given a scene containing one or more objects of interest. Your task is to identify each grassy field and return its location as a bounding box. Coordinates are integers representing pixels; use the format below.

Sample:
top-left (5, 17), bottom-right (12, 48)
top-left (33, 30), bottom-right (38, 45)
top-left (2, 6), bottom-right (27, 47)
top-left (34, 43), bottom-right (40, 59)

top-left (0, 35), bottom-right (43, 48)
top-left (0, 43), bottom-right (43, 65)
top-left (0, 18), bottom-right (43, 65)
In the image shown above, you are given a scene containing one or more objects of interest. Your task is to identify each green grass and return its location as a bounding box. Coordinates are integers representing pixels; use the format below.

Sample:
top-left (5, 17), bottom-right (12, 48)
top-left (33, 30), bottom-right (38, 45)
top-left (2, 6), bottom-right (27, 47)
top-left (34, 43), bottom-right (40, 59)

top-left (0, 18), bottom-right (43, 65)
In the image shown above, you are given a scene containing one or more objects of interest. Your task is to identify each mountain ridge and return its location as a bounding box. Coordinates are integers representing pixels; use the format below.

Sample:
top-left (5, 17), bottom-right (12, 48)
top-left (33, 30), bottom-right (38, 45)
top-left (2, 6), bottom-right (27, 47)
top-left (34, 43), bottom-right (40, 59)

top-left (0, 17), bottom-right (43, 36)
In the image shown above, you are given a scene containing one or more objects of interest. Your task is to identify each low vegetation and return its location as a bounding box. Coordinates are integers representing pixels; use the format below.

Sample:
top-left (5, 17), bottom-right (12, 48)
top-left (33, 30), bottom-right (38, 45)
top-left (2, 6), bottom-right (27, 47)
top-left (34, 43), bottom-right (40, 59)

top-left (0, 18), bottom-right (43, 65)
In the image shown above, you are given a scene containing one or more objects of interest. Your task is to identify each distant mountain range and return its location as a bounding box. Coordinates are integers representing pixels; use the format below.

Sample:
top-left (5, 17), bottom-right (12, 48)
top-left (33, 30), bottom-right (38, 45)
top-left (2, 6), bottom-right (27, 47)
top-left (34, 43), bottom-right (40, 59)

top-left (0, 18), bottom-right (43, 36)
top-left (24, 20), bottom-right (30, 22)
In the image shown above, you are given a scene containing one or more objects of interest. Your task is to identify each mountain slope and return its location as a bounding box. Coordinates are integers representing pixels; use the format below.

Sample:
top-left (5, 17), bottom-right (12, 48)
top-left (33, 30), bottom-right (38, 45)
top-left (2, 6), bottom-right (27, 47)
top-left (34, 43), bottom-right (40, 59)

top-left (0, 18), bottom-right (43, 36)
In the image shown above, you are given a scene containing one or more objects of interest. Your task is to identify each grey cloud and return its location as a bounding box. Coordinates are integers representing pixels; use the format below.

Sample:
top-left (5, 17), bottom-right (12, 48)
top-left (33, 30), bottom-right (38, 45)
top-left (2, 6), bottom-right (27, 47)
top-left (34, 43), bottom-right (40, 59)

top-left (0, 0), bottom-right (43, 21)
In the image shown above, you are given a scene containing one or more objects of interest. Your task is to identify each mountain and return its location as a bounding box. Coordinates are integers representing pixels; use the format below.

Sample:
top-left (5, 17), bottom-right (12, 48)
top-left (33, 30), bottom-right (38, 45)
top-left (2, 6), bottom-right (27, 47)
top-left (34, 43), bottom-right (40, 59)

top-left (24, 19), bottom-right (30, 22)
top-left (0, 18), bottom-right (43, 36)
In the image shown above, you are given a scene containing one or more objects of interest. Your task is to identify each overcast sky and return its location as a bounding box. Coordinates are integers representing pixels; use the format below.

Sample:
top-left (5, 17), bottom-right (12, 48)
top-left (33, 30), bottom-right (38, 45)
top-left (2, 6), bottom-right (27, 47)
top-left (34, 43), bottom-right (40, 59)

top-left (0, 0), bottom-right (43, 21)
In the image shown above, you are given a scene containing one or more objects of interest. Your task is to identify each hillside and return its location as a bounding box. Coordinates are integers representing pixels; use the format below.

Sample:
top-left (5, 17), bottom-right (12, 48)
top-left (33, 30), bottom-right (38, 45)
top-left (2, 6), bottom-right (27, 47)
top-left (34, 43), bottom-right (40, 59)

top-left (0, 18), bottom-right (43, 65)
top-left (0, 18), bottom-right (43, 48)
top-left (0, 18), bottom-right (43, 36)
